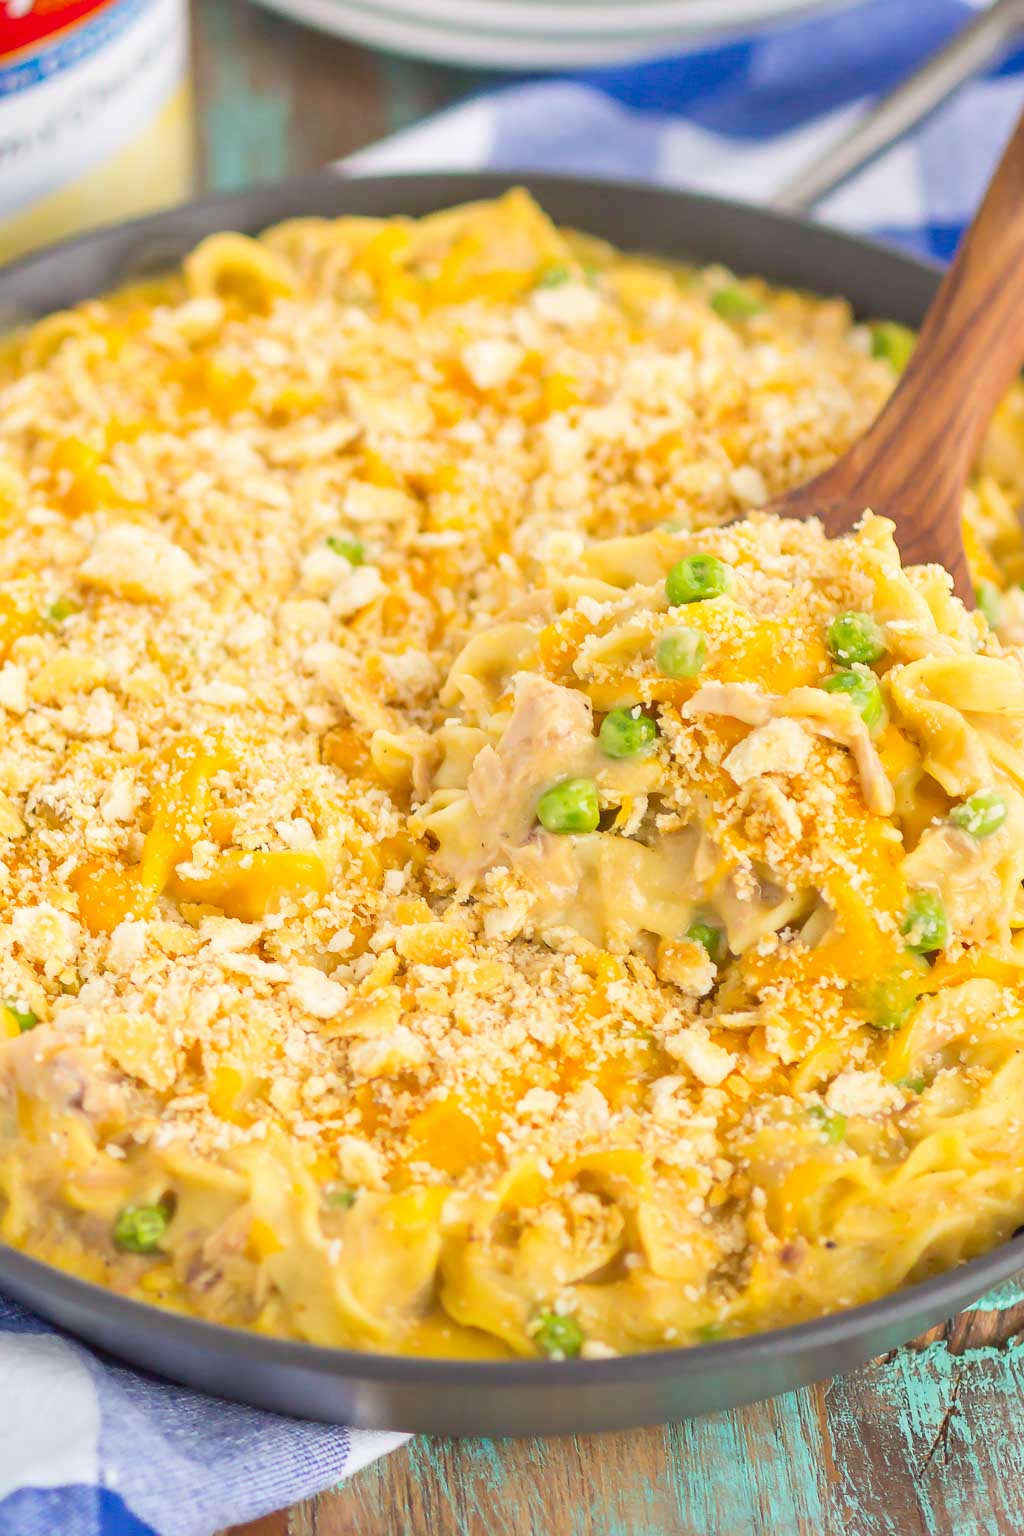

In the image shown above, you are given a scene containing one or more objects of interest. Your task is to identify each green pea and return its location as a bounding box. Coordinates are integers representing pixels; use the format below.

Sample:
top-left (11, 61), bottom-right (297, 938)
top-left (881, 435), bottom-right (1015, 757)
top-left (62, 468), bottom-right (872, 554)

top-left (325, 1186), bottom-right (358, 1209)
top-left (975, 580), bottom-right (1002, 630)
top-left (806, 1104), bottom-right (847, 1144)
top-left (897, 1076), bottom-right (926, 1095)
top-left (696, 1321), bottom-right (726, 1343)
top-left (821, 668), bottom-right (885, 734)
top-left (901, 890), bottom-right (948, 955)
top-left (826, 611), bottom-right (886, 666)
top-left (2, 998), bottom-right (37, 1033)
top-left (326, 535), bottom-right (365, 566)
top-left (46, 597), bottom-right (81, 625)
top-left (599, 707), bottom-right (656, 760)
top-left (711, 284), bottom-right (762, 321)
top-left (534, 1310), bottom-right (584, 1359)
top-left (656, 627), bottom-right (706, 679)
top-left (862, 958), bottom-right (929, 1030)
top-left (950, 788), bottom-right (1007, 840)
top-left (870, 321), bottom-right (915, 372)
top-left (687, 922), bottom-right (726, 966)
top-left (537, 263), bottom-right (572, 288)
top-left (536, 778), bottom-right (600, 835)
top-left (113, 1202), bottom-right (170, 1255)
top-left (666, 554), bottom-right (731, 607)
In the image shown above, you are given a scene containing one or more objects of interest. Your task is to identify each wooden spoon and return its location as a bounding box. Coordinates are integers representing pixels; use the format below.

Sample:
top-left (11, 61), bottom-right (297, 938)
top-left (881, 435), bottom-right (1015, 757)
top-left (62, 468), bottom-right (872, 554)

top-left (771, 107), bottom-right (1024, 604)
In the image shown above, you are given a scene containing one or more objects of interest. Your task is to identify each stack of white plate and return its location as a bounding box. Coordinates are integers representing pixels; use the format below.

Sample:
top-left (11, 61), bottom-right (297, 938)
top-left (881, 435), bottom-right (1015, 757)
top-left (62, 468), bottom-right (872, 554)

top-left (253, 0), bottom-right (836, 70)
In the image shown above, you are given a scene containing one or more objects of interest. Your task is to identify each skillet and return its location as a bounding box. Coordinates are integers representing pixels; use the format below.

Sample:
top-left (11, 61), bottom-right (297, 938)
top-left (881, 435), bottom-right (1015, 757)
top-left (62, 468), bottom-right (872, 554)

top-left (2, 170), bottom-right (1022, 1436)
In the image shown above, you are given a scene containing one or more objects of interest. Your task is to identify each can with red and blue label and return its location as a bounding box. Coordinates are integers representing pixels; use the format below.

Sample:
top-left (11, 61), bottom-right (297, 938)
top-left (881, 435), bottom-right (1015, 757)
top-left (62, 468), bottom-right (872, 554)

top-left (0, 0), bottom-right (192, 261)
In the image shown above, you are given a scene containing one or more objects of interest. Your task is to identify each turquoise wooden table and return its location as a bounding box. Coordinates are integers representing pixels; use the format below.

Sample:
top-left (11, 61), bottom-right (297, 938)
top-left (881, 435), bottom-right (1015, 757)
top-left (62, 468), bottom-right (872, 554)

top-left (192, 6), bottom-right (1024, 1531)
top-left (222, 1284), bottom-right (1024, 1536)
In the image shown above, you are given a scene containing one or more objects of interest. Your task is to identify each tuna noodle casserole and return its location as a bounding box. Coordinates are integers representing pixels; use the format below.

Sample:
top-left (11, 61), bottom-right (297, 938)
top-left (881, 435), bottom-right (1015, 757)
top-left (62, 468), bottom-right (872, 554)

top-left (2, 192), bottom-right (1024, 1362)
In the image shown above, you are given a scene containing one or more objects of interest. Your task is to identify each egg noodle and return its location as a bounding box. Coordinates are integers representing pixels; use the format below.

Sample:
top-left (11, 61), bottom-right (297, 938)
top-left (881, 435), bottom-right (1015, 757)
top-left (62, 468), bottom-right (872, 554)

top-left (1, 192), bottom-right (1024, 1361)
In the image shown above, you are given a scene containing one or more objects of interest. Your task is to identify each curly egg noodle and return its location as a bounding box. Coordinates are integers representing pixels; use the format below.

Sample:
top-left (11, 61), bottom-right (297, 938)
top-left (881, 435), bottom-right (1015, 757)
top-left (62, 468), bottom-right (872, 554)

top-left (2, 193), bottom-right (1024, 1361)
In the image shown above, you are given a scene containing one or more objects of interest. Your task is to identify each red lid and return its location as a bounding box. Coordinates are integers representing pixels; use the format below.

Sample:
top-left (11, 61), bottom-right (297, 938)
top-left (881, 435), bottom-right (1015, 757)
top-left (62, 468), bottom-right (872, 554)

top-left (0, 1), bottom-right (118, 63)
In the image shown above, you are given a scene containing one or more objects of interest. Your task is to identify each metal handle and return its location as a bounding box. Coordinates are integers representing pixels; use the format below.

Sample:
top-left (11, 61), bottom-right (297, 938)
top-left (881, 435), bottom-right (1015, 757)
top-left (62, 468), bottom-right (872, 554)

top-left (772, 0), bottom-right (1024, 214)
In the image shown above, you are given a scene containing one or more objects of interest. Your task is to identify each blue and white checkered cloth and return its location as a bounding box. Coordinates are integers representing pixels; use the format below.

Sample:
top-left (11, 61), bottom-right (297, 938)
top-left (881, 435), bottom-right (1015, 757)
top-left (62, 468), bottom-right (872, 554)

top-left (351, 0), bottom-right (1024, 263)
top-left (5, 2), bottom-right (1024, 1533)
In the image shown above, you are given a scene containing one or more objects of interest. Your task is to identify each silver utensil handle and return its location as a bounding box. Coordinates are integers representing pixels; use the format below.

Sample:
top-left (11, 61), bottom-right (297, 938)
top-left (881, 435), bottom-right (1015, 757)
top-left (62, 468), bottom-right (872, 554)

top-left (772, 0), bottom-right (1024, 213)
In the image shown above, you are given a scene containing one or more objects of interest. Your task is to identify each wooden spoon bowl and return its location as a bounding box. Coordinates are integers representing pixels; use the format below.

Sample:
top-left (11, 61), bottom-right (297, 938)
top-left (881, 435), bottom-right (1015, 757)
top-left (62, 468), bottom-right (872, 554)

top-left (770, 108), bottom-right (1024, 604)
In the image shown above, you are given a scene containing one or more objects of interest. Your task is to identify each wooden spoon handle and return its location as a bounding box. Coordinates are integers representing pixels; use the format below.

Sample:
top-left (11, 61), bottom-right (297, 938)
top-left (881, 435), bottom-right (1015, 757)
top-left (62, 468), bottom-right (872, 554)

top-left (879, 105), bottom-right (1024, 489)
top-left (785, 107), bottom-right (1024, 598)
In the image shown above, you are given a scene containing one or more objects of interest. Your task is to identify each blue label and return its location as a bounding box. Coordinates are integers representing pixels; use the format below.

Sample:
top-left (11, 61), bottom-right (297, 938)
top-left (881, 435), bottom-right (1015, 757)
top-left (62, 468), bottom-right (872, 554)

top-left (0, 0), bottom-right (153, 99)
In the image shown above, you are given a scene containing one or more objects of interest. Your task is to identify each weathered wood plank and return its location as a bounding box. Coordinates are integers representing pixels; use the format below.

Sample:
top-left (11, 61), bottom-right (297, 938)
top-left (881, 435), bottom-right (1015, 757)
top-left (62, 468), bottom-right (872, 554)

top-left (189, 0), bottom-right (481, 194)
top-left (225, 1516), bottom-right (289, 1536)
top-left (222, 1290), bottom-right (1024, 1536)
